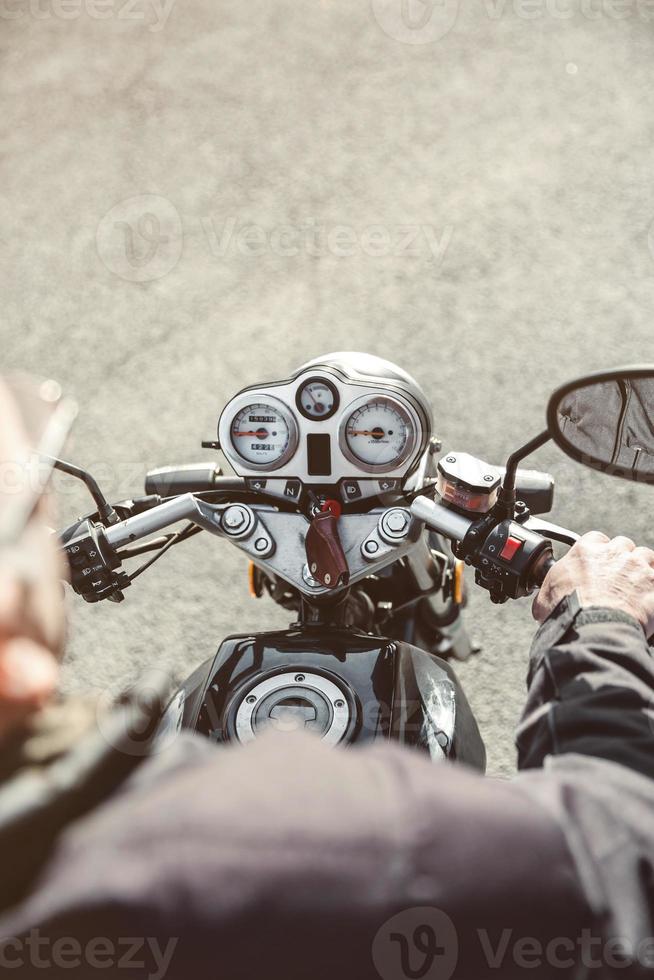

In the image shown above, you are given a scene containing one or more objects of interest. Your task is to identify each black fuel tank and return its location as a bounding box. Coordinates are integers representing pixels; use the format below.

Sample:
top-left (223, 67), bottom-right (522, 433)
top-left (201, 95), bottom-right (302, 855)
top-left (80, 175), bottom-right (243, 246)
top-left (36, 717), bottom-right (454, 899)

top-left (170, 628), bottom-right (485, 772)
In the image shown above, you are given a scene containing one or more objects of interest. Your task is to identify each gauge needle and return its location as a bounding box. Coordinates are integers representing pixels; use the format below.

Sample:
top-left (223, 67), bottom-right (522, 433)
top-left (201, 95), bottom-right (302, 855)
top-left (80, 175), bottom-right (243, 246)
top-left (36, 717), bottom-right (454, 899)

top-left (233, 430), bottom-right (269, 438)
top-left (350, 429), bottom-right (385, 437)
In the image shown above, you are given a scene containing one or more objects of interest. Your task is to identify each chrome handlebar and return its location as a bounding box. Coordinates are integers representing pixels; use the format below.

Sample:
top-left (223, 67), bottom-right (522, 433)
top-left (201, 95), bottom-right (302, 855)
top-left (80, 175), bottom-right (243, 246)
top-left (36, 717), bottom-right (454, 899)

top-left (64, 486), bottom-right (576, 606)
top-left (104, 494), bottom-right (204, 550)
top-left (410, 496), bottom-right (579, 602)
top-left (410, 496), bottom-right (475, 541)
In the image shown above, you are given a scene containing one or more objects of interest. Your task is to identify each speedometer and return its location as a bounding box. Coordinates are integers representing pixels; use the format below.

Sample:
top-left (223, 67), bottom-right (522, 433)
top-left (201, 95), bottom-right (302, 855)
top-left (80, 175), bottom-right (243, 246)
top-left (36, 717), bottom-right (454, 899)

top-left (341, 395), bottom-right (417, 473)
top-left (230, 399), bottom-right (298, 470)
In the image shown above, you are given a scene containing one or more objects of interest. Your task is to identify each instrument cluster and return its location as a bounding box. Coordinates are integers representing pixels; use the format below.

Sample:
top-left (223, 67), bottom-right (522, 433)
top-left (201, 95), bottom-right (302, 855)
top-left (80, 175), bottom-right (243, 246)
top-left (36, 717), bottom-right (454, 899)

top-left (217, 358), bottom-right (432, 503)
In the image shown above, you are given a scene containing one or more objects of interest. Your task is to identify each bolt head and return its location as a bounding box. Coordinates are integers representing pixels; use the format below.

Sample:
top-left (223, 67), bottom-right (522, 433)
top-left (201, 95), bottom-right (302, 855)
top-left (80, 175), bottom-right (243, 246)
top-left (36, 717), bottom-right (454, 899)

top-left (386, 510), bottom-right (408, 533)
top-left (223, 506), bottom-right (245, 529)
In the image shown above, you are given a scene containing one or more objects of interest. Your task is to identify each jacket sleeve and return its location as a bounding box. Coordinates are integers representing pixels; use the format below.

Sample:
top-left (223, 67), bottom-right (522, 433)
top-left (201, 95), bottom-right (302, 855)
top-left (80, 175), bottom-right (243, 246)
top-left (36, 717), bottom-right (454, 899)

top-left (516, 590), bottom-right (654, 779)
top-left (515, 592), bottom-right (654, 969)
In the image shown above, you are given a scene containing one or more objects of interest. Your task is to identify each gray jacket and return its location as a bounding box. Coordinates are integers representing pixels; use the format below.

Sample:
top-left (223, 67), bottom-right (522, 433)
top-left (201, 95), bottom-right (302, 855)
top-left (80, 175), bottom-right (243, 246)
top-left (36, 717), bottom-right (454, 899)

top-left (1, 594), bottom-right (654, 979)
top-left (559, 379), bottom-right (654, 476)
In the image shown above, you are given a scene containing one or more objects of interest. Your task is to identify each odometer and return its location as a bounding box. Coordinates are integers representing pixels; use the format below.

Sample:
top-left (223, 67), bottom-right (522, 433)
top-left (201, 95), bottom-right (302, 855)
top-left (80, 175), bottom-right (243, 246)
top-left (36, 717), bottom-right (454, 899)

top-left (230, 399), bottom-right (298, 469)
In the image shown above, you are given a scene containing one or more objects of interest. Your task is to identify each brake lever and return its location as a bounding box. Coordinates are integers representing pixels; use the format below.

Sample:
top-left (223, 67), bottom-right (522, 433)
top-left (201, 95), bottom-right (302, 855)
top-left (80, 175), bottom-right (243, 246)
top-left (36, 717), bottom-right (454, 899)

top-left (521, 516), bottom-right (580, 547)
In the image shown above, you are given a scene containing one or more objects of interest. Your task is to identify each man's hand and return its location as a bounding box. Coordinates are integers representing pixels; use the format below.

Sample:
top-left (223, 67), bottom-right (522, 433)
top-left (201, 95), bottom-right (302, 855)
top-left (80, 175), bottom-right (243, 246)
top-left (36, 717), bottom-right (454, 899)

top-left (0, 380), bottom-right (65, 740)
top-left (533, 531), bottom-right (654, 637)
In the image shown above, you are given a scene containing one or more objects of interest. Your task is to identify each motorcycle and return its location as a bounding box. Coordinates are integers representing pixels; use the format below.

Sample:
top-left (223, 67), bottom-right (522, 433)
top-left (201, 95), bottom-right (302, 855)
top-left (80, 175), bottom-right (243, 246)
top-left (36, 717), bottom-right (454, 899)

top-left (54, 355), bottom-right (654, 774)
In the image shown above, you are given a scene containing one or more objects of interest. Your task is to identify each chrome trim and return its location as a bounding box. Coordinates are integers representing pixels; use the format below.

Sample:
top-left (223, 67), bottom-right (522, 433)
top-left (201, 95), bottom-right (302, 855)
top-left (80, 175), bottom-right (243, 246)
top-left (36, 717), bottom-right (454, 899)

top-left (234, 671), bottom-right (351, 746)
top-left (295, 375), bottom-right (340, 421)
top-left (220, 393), bottom-right (299, 472)
top-left (410, 497), bottom-right (474, 542)
top-left (338, 393), bottom-right (419, 475)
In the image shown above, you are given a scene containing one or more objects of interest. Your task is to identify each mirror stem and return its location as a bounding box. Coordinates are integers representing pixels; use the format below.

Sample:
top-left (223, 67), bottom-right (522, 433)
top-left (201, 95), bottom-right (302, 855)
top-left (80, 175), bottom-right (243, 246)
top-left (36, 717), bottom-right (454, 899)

top-left (43, 455), bottom-right (120, 526)
top-left (496, 430), bottom-right (551, 519)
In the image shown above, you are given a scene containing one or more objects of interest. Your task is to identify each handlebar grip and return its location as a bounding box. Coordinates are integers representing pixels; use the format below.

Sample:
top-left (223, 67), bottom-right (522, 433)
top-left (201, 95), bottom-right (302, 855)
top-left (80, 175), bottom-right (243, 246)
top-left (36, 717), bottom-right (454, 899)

top-left (532, 553), bottom-right (557, 588)
top-left (145, 464), bottom-right (222, 497)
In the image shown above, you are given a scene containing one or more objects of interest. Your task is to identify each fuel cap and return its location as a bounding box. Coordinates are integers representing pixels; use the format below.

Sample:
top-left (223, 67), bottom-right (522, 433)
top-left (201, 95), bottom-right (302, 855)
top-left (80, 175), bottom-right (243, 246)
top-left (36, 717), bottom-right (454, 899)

top-left (254, 687), bottom-right (331, 736)
top-left (233, 671), bottom-right (351, 746)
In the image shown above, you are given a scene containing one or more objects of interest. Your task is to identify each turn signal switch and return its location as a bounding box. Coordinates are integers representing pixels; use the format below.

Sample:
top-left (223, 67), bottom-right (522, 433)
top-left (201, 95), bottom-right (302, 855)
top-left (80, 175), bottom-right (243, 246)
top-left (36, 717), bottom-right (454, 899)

top-left (62, 520), bottom-right (130, 603)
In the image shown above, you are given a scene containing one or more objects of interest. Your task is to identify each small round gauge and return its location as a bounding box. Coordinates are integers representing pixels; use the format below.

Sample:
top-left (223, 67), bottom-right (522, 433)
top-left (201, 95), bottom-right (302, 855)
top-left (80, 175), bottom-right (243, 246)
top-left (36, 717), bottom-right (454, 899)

top-left (230, 399), bottom-right (298, 470)
top-left (341, 395), bottom-right (417, 473)
top-left (296, 377), bottom-right (339, 421)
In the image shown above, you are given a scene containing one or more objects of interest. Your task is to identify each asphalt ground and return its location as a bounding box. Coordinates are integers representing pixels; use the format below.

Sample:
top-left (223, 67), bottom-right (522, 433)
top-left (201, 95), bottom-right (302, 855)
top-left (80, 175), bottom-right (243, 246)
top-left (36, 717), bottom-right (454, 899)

top-left (2, 0), bottom-right (654, 774)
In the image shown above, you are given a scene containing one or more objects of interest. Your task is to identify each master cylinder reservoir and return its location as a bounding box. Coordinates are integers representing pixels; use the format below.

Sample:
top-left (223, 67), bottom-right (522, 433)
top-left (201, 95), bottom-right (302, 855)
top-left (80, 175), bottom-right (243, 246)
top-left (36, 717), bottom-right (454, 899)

top-left (436, 453), bottom-right (502, 515)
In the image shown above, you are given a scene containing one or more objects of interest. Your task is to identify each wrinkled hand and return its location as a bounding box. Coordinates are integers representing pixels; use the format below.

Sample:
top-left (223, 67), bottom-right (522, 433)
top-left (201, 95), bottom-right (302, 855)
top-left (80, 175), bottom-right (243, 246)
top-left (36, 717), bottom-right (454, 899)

top-left (0, 380), bottom-right (66, 740)
top-left (533, 531), bottom-right (654, 637)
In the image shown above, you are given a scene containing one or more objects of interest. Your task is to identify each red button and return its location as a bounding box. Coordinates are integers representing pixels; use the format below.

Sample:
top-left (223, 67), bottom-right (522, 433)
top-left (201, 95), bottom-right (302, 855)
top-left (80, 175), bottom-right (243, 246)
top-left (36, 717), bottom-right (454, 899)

top-left (500, 535), bottom-right (524, 562)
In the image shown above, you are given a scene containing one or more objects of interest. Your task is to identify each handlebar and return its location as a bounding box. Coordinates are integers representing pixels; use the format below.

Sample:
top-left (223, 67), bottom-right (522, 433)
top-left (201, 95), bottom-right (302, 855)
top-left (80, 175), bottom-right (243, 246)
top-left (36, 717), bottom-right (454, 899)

top-left (60, 479), bottom-right (574, 607)
top-left (104, 494), bottom-right (203, 550)
top-left (531, 553), bottom-right (557, 587)
top-left (410, 496), bottom-right (577, 602)
top-left (60, 493), bottom-right (222, 602)
top-left (145, 464), bottom-right (247, 498)
top-left (411, 496), bottom-right (475, 540)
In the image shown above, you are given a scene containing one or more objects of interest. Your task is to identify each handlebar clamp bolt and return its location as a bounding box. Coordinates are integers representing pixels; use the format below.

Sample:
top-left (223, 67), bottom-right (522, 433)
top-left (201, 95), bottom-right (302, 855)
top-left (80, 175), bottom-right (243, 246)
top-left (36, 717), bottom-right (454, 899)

top-left (379, 508), bottom-right (410, 543)
top-left (224, 506), bottom-right (246, 530)
top-left (222, 505), bottom-right (256, 539)
top-left (386, 512), bottom-right (408, 533)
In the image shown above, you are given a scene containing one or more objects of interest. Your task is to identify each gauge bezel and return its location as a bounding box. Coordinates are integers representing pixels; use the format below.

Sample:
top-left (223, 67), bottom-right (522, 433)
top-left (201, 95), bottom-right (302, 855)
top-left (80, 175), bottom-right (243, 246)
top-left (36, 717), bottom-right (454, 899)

top-left (295, 376), bottom-right (340, 422)
top-left (227, 394), bottom-right (299, 472)
top-left (338, 393), bottom-right (419, 475)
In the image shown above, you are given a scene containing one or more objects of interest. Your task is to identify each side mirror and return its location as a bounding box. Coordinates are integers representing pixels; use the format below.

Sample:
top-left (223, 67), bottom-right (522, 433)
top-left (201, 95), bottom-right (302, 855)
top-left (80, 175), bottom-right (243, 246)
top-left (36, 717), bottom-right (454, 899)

top-left (547, 366), bottom-right (654, 484)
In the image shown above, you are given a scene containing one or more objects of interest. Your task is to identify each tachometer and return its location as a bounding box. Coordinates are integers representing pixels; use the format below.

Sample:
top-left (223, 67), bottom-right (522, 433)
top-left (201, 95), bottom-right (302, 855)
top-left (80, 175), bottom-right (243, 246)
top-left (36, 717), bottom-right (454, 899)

top-left (341, 395), bottom-right (416, 472)
top-left (230, 399), bottom-right (298, 470)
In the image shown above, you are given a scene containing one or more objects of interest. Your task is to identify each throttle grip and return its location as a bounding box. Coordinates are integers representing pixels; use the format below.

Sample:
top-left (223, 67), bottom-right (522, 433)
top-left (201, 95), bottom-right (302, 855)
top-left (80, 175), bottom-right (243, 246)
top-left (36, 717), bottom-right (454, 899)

top-left (531, 552), bottom-right (557, 588)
